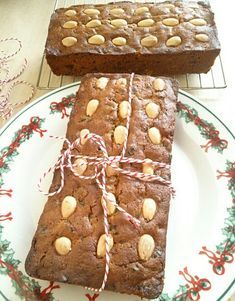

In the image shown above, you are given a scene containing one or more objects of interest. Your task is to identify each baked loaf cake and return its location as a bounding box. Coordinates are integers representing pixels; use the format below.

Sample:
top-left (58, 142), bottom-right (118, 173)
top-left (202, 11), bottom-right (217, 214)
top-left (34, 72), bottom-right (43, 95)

top-left (45, 1), bottom-right (220, 76)
top-left (25, 73), bottom-right (178, 299)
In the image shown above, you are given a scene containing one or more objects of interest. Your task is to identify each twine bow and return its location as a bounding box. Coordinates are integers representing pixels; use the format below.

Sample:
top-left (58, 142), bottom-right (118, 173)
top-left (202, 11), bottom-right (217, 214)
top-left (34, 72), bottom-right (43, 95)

top-left (0, 38), bottom-right (35, 120)
top-left (38, 73), bottom-right (174, 292)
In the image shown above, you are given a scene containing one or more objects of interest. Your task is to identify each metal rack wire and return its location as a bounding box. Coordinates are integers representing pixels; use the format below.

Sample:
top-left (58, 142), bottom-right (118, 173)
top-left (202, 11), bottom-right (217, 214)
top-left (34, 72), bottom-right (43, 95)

top-left (37, 0), bottom-right (227, 90)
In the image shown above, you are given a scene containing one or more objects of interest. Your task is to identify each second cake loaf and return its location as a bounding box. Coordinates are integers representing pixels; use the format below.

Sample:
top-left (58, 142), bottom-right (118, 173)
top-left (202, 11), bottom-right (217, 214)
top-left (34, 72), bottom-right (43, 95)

top-left (25, 73), bottom-right (178, 299)
top-left (45, 1), bottom-right (220, 76)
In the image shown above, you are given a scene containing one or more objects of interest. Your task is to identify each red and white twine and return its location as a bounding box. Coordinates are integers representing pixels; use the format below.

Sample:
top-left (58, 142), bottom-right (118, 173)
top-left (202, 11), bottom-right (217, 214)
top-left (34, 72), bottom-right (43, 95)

top-left (0, 38), bottom-right (35, 120)
top-left (38, 73), bottom-right (175, 292)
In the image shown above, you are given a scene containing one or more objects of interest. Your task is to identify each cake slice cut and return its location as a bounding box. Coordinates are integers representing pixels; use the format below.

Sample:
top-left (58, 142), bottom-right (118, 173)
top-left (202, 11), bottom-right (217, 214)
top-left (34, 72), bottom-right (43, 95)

top-left (25, 73), bottom-right (178, 299)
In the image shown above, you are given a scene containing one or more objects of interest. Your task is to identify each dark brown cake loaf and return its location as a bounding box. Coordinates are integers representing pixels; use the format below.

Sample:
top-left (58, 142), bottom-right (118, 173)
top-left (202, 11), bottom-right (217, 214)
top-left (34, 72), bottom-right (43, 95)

top-left (45, 1), bottom-right (220, 76)
top-left (25, 73), bottom-right (178, 299)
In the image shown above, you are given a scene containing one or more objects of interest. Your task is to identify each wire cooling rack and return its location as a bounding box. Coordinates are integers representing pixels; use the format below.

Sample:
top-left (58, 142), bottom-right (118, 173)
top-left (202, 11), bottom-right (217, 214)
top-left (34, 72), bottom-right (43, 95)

top-left (37, 0), bottom-right (227, 90)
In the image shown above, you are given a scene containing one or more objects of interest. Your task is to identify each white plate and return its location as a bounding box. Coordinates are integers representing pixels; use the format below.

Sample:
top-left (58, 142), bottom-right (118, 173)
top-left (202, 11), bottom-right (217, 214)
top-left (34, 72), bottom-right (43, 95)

top-left (0, 83), bottom-right (234, 301)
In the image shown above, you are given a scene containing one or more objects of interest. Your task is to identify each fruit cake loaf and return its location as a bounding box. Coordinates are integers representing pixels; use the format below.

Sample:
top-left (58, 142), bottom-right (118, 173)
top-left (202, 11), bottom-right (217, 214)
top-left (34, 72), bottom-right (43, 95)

top-left (25, 73), bottom-right (178, 299)
top-left (45, 1), bottom-right (220, 76)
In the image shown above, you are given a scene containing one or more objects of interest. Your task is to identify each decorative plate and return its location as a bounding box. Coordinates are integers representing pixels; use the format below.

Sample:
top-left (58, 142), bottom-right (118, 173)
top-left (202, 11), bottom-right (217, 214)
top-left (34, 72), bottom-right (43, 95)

top-left (0, 83), bottom-right (234, 301)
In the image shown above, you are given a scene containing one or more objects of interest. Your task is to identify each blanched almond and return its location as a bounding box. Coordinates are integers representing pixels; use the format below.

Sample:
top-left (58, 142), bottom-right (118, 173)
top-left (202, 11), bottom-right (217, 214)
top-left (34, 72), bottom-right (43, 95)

top-left (142, 198), bottom-right (157, 221)
top-left (153, 78), bottom-right (165, 91)
top-left (61, 196), bottom-right (77, 218)
top-left (83, 8), bottom-right (100, 15)
top-left (112, 37), bottom-right (127, 46)
top-left (74, 158), bottom-right (87, 175)
top-left (161, 4), bottom-right (175, 9)
top-left (148, 127), bottom-right (161, 144)
top-left (63, 21), bottom-right (77, 29)
top-left (116, 78), bottom-right (127, 87)
top-left (102, 192), bottom-right (116, 215)
top-left (189, 18), bottom-right (207, 26)
top-left (195, 33), bottom-right (209, 42)
top-left (162, 18), bottom-right (179, 26)
top-left (138, 19), bottom-right (154, 27)
top-left (166, 36), bottom-right (182, 47)
top-left (110, 8), bottom-right (125, 16)
top-left (55, 237), bottom-right (72, 255)
top-left (62, 37), bottom-right (77, 47)
top-left (86, 99), bottom-right (99, 116)
top-left (143, 159), bottom-right (154, 175)
top-left (111, 19), bottom-right (127, 27)
top-left (114, 125), bottom-right (128, 144)
top-left (146, 102), bottom-right (160, 119)
top-left (97, 234), bottom-right (114, 257)
top-left (141, 35), bottom-right (158, 47)
top-left (88, 34), bottom-right (105, 45)
top-left (86, 19), bottom-right (102, 28)
top-left (119, 101), bottom-right (130, 119)
top-left (135, 6), bottom-right (149, 15)
top-left (80, 128), bottom-right (90, 145)
top-left (96, 77), bottom-right (109, 89)
top-left (64, 9), bottom-right (76, 17)
top-left (106, 164), bottom-right (118, 177)
top-left (138, 234), bottom-right (155, 261)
